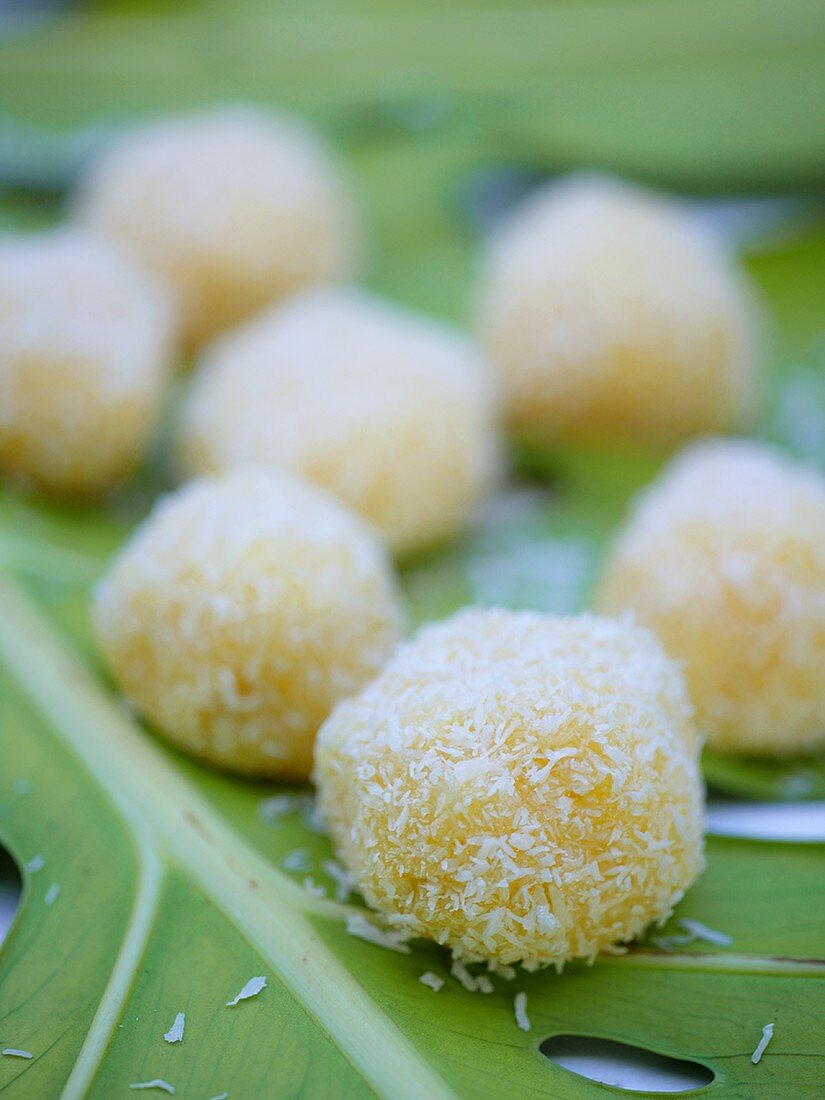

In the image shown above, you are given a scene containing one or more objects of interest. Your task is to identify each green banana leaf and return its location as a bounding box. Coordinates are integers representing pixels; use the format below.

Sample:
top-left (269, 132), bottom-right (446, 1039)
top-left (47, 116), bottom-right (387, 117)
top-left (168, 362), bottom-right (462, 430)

top-left (2, 2), bottom-right (825, 1096)
top-left (3, 480), bottom-right (825, 1098)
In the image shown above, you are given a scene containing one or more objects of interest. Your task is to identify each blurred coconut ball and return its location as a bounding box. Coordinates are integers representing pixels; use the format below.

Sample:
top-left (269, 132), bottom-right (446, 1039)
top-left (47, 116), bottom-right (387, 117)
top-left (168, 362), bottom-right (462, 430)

top-left (315, 608), bottom-right (704, 970)
top-left (0, 229), bottom-right (176, 496)
top-left (74, 107), bottom-right (360, 350)
top-left (176, 288), bottom-right (499, 555)
top-left (477, 175), bottom-right (762, 447)
top-left (93, 469), bottom-right (404, 779)
top-left (596, 439), bottom-right (825, 755)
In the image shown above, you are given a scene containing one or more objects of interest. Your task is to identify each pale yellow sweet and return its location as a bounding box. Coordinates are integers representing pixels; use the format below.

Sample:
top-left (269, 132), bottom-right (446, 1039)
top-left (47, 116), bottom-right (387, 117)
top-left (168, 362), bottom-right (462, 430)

top-left (93, 469), bottom-right (403, 779)
top-left (0, 229), bottom-right (175, 496)
top-left (75, 107), bottom-right (360, 350)
top-left (596, 439), bottom-right (825, 755)
top-left (176, 288), bottom-right (499, 555)
top-left (477, 175), bottom-right (762, 447)
top-left (315, 608), bottom-right (704, 969)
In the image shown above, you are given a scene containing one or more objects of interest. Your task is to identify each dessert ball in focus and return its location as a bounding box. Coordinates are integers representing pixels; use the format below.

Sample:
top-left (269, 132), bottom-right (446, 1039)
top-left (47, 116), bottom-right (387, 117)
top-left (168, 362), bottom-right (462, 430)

top-left (93, 469), bottom-right (403, 779)
top-left (597, 439), bottom-right (825, 755)
top-left (315, 608), bottom-right (704, 969)
top-left (477, 176), bottom-right (762, 447)
top-left (176, 288), bottom-right (499, 555)
top-left (0, 229), bottom-right (175, 496)
top-left (75, 107), bottom-right (360, 349)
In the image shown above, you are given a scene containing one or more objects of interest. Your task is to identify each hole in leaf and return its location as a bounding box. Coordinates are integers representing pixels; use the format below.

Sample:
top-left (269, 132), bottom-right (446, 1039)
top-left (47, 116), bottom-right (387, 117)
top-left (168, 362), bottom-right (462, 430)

top-left (706, 800), bottom-right (825, 842)
top-left (0, 845), bottom-right (22, 948)
top-left (540, 1035), bottom-right (714, 1094)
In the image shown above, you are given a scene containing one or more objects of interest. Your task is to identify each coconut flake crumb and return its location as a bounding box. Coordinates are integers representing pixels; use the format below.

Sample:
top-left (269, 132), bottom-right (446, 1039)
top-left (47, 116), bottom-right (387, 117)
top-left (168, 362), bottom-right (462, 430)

top-left (650, 933), bottom-right (691, 951)
top-left (25, 854), bottom-right (45, 874)
top-left (345, 912), bottom-right (412, 954)
top-left (257, 793), bottom-right (312, 827)
top-left (44, 883), bottom-right (60, 907)
top-left (301, 799), bottom-right (327, 835)
top-left (302, 876), bottom-right (327, 898)
top-left (678, 919), bottom-right (733, 947)
top-left (652, 918), bottom-right (732, 952)
top-left (321, 858), bottom-right (354, 901)
top-left (751, 1022), bottom-right (774, 1065)
top-left (225, 976), bottom-right (267, 1007)
top-left (514, 991), bottom-right (531, 1032)
top-left (488, 961), bottom-right (517, 980)
top-left (2, 1049), bottom-right (33, 1059)
top-left (12, 780), bottom-right (30, 795)
top-left (129, 1081), bottom-right (175, 1094)
top-left (282, 848), bottom-right (311, 872)
top-left (419, 972), bottom-right (445, 992)
top-left (163, 1012), bottom-right (185, 1044)
top-left (451, 960), bottom-right (493, 993)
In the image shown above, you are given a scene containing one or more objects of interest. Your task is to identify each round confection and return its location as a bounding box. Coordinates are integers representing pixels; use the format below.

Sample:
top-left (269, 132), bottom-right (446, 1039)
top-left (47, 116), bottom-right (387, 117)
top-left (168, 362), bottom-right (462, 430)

top-left (93, 469), bottom-right (403, 779)
top-left (476, 175), bottom-right (762, 447)
top-left (596, 438), bottom-right (825, 756)
top-left (314, 608), bottom-right (704, 970)
top-left (176, 288), bottom-right (499, 555)
top-left (0, 229), bottom-right (175, 496)
top-left (74, 107), bottom-right (360, 350)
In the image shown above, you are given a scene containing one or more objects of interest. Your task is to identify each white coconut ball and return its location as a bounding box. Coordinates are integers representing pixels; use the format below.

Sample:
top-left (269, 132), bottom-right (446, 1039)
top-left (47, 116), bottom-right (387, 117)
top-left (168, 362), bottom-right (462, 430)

top-left (75, 106), bottom-right (360, 350)
top-left (0, 229), bottom-right (176, 496)
top-left (596, 438), bottom-right (825, 755)
top-left (176, 288), bottom-right (499, 555)
top-left (93, 468), bottom-right (404, 779)
top-left (477, 175), bottom-right (762, 447)
top-left (315, 608), bottom-right (704, 970)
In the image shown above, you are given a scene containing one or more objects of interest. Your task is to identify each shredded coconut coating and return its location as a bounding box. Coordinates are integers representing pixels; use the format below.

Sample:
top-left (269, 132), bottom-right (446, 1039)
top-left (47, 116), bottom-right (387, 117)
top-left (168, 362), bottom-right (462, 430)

top-left (314, 608), bottom-right (704, 970)
top-left (476, 175), bottom-right (762, 447)
top-left (176, 288), bottom-right (499, 554)
top-left (0, 229), bottom-right (175, 495)
top-left (596, 438), bottom-right (825, 755)
top-left (75, 107), bottom-right (360, 350)
top-left (93, 469), bottom-right (403, 779)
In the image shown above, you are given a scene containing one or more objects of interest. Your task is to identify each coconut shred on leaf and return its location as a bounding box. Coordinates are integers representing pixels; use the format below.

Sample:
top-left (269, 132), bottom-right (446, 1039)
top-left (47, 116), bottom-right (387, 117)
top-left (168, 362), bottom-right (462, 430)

top-left (226, 976), bottom-right (267, 1007)
top-left (163, 1012), bottom-right (185, 1043)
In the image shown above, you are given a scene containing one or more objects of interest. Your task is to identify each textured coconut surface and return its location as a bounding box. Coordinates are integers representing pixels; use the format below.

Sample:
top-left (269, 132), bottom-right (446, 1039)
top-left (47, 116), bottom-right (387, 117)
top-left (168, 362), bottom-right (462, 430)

top-left (75, 106), bottom-right (360, 350)
top-left (477, 176), bottom-right (763, 448)
top-left (597, 438), bottom-right (825, 755)
top-left (0, 229), bottom-right (176, 496)
top-left (93, 468), bottom-right (404, 779)
top-left (316, 609), bottom-right (704, 969)
top-left (177, 287), bottom-right (499, 554)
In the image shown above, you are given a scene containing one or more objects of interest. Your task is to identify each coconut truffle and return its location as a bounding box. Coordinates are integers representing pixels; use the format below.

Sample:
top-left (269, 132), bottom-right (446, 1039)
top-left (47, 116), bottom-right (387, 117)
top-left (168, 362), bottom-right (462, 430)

top-left (0, 229), bottom-right (175, 496)
top-left (93, 469), bottom-right (403, 779)
top-left (314, 608), bottom-right (704, 970)
top-left (596, 439), bottom-right (825, 756)
top-left (477, 176), bottom-right (761, 447)
top-left (176, 288), bottom-right (498, 555)
top-left (75, 107), bottom-right (359, 350)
